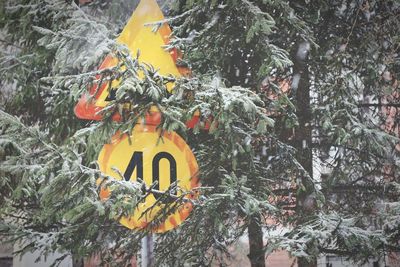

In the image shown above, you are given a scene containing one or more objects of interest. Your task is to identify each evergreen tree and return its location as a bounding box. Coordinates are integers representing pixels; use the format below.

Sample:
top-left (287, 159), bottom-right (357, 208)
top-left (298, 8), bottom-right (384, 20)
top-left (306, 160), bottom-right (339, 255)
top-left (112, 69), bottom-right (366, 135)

top-left (0, 1), bottom-right (399, 267)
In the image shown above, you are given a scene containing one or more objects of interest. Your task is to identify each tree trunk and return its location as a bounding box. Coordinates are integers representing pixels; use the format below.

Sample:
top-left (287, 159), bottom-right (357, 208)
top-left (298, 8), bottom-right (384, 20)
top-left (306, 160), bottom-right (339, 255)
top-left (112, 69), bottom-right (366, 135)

top-left (247, 214), bottom-right (266, 267)
top-left (293, 42), bottom-right (317, 267)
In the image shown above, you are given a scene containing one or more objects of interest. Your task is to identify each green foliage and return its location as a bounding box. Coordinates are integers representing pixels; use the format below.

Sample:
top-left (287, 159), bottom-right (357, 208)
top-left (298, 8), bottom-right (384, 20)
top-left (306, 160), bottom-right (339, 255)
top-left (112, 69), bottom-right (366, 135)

top-left (267, 213), bottom-right (386, 262)
top-left (0, 0), bottom-right (399, 266)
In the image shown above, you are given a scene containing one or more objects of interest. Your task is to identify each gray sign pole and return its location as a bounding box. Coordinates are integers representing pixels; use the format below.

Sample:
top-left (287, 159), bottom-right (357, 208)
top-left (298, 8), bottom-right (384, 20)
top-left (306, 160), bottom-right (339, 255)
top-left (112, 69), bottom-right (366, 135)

top-left (141, 234), bottom-right (154, 267)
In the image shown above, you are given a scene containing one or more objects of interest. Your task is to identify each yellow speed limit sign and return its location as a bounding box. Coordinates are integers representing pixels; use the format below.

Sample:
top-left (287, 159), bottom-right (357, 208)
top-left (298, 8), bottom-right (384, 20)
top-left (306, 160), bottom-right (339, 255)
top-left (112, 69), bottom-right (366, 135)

top-left (98, 124), bottom-right (199, 233)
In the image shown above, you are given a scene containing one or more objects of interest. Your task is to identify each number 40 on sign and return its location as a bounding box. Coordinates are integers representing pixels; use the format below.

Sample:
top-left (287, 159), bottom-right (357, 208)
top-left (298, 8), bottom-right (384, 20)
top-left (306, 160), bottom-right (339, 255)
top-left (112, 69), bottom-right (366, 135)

top-left (98, 125), bottom-right (199, 233)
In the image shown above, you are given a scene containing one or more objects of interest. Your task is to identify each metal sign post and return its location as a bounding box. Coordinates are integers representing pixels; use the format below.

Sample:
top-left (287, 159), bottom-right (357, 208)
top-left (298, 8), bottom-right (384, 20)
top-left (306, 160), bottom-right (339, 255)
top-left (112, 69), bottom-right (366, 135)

top-left (141, 234), bottom-right (154, 267)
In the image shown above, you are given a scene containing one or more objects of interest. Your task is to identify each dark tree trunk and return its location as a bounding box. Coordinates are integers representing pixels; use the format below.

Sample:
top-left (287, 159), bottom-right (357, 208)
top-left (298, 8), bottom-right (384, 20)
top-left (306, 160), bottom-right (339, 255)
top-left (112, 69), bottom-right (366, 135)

top-left (72, 257), bottom-right (84, 267)
top-left (292, 42), bottom-right (317, 267)
top-left (247, 213), bottom-right (266, 267)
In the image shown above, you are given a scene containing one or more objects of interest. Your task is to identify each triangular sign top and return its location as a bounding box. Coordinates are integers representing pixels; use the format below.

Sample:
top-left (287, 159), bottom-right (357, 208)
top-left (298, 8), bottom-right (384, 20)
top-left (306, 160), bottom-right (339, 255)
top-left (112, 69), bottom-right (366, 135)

top-left (74, 0), bottom-right (188, 121)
